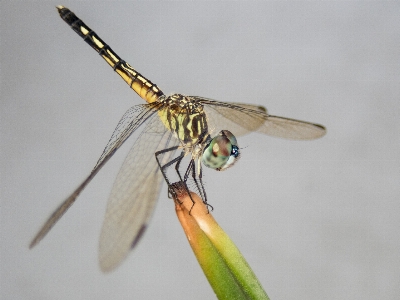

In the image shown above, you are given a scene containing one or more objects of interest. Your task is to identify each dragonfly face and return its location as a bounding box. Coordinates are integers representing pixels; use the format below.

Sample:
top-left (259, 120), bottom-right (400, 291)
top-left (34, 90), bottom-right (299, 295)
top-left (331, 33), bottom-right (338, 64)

top-left (30, 6), bottom-right (326, 272)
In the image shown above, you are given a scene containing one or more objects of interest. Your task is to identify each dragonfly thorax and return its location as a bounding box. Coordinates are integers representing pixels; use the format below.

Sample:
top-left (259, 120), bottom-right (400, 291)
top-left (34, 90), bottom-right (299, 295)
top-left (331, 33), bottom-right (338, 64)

top-left (159, 94), bottom-right (209, 146)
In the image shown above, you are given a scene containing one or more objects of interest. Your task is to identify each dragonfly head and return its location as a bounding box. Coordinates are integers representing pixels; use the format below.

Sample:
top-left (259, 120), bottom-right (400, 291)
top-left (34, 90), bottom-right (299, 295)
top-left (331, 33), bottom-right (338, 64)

top-left (202, 130), bottom-right (240, 171)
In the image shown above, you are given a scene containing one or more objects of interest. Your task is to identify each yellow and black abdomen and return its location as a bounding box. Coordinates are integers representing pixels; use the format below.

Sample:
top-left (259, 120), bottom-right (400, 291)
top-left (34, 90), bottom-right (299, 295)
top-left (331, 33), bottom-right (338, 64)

top-left (56, 6), bottom-right (164, 103)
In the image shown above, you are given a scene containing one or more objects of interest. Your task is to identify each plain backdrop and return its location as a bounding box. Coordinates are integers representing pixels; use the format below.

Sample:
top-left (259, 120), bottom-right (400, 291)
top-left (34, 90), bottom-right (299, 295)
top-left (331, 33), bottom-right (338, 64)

top-left (1, 1), bottom-right (399, 299)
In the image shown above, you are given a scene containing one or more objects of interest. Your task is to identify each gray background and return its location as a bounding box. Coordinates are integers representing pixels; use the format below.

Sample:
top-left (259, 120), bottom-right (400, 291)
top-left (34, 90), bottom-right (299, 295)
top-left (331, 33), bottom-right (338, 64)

top-left (1, 1), bottom-right (399, 299)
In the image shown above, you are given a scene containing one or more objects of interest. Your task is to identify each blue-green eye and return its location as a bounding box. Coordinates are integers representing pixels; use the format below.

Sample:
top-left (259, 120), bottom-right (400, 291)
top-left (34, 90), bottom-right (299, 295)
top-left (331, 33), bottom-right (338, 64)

top-left (202, 130), bottom-right (240, 171)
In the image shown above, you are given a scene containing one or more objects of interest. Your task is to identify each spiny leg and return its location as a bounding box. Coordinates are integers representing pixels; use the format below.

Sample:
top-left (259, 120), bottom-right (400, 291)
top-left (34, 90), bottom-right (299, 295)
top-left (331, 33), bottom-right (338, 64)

top-left (155, 147), bottom-right (195, 208)
top-left (188, 161), bottom-right (205, 202)
top-left (180, 159), bottom-right (197, 212)
top-left (174, 152), bottom-right (185, 185)
top-left (199, 166), bottom-right (213, 212)
top-left (163, 153), bottom-right (185, 200)
top-left (155, 145), bottom-right (181, 188)
top-left (163, 152), bottom-right (197, 211)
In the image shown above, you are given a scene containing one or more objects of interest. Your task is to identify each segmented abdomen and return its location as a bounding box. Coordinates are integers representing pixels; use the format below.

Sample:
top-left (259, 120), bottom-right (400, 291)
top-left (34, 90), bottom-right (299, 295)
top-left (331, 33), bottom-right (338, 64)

top-left (56, 6), bottom-right (164, 103)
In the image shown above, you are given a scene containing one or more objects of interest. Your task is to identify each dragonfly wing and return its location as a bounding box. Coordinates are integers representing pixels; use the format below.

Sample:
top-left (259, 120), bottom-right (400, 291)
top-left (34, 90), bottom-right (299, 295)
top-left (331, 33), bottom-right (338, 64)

top-left (256, 115), bottom-right (326, 140)
top-left (29, 104), bottom-right (157, 249)
top-left (98, 116), bottom-right (179, 272)
top-left (197, 97), bottom-right (326, 140)
top-left (199, 97), bottom-right (267, 136)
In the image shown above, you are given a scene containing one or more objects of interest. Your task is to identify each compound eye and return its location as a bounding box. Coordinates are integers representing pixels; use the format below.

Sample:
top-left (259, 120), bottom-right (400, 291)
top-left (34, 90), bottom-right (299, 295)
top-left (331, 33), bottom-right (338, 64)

top-left (202, 130), bottom-right (240, 171)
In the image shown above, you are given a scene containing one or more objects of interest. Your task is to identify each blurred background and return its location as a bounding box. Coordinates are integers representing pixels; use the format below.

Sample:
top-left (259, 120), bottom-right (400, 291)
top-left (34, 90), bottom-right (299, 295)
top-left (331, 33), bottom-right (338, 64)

top-left (1, 1), bottom-right (399, 299)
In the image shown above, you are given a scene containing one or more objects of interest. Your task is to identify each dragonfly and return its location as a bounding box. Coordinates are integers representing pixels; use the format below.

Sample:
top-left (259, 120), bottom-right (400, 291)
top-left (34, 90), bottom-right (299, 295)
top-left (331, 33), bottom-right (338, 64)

top-left (30, 6), bottom-right (326, 272)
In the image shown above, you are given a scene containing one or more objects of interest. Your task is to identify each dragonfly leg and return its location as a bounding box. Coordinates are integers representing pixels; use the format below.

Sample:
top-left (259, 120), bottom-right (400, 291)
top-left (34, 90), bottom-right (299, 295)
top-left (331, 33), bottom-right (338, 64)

top-left (155, 146), bottom-right (181, 198)
top-left (155, 147), bottom-right (195, 209)
top-left (180, 159), bottom-right (196, 212)
top-left (198, 166), bottom-right (213, 212)
top-left (173, 152), bottom-right (185, 184)
top-left (164, 153), bottom-right (197, 211)
top-left (155, 146), bottom-right (182, 185)
top-left (187, 161), bottom-right (205, 202)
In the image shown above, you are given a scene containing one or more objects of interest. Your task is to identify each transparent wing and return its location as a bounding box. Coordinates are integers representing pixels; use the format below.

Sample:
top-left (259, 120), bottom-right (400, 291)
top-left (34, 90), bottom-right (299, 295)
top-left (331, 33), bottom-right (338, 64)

top-left (197, 97), bottom-right (326, 139)
top-left (98, 113), bottom-right (179, 272)
top-left (29, 104), bottom-right (157, 249)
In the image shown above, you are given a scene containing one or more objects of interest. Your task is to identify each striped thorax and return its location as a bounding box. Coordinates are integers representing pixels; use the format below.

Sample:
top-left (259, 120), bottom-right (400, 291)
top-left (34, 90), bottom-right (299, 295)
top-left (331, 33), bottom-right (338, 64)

top-left (159, 94), bottom-right (209, 147)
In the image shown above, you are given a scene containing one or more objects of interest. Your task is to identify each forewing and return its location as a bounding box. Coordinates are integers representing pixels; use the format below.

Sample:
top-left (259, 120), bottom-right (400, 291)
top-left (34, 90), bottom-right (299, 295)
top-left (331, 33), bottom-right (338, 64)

top-left (197, 97), bottom-right (326, 140)
top-left (29, 104), bottom-right (156, 249)
top-left (98, 115), bottom-right (179, 272)
top-left (255, 115), bottom-right (326, 139)
top-left (94, 104), bottom-right (159, 169)
top-left (198, 97), bottom-right (267, 136)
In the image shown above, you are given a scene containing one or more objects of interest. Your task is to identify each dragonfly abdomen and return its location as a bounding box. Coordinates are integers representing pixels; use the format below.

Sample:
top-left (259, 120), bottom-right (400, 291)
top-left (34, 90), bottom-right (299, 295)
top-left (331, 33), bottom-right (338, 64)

top-left (56, 6), bottom-right (164, 103)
